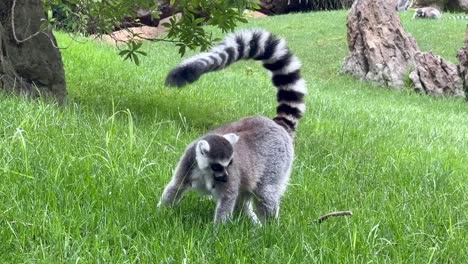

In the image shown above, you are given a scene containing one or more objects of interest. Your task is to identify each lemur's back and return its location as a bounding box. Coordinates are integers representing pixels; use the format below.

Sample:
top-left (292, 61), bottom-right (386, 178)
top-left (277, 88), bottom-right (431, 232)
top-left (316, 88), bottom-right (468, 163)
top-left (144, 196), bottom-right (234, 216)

top-left (212, 115), bottom-right (293, 191)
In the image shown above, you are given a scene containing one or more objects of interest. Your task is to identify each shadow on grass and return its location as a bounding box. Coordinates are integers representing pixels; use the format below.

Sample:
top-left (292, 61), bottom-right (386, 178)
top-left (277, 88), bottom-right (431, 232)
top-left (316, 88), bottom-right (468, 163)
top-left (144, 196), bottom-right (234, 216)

top-left (69, 86), bottom-right (233, 133)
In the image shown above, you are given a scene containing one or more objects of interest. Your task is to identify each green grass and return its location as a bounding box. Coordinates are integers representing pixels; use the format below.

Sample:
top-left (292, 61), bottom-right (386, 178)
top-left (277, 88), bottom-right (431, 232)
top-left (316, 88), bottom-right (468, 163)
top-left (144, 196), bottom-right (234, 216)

top-left (1, 9), bottom-right (468, 263)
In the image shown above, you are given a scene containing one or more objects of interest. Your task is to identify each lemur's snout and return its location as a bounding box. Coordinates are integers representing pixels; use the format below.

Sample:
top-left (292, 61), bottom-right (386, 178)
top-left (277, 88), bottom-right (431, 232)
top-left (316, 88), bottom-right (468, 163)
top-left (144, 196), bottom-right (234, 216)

top-left (214, 170), bottom-right (228, 182)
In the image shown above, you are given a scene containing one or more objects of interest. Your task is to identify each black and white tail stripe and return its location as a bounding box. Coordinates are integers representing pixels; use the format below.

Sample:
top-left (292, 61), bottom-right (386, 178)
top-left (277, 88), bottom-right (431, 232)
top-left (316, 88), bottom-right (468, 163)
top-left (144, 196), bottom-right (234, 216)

top-left (448, 15), bottom-right (468, 20)
top-left (165, 28), bottom-right (307, 133)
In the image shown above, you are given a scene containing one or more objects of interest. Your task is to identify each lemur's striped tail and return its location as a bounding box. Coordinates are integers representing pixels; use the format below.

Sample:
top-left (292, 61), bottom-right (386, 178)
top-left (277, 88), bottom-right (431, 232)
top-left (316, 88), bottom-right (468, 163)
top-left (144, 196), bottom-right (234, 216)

top-left (448, 15), bottom-right (468, 20)
top-left (165, 28), bottom-right (307, 133)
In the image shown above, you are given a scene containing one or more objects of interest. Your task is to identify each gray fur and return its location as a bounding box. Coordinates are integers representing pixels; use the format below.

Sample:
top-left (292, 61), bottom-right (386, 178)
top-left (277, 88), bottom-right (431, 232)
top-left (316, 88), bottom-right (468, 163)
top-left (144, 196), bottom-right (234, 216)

top-left (158, 116), bottom-right (294, 224)
top-left (413, 7), bottom-right (442, 19)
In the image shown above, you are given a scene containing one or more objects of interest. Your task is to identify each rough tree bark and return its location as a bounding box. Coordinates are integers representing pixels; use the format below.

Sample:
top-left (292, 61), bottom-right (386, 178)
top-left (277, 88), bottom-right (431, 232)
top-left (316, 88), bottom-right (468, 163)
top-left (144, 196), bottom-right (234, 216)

top-left (341, 0), bottom-right (465, 99)
top-left (0, 0), bottom-right (67, 102)
top-left (456, 27), bottom-right (468, 95)
top-left (410, 52), bottom-right (464, 97)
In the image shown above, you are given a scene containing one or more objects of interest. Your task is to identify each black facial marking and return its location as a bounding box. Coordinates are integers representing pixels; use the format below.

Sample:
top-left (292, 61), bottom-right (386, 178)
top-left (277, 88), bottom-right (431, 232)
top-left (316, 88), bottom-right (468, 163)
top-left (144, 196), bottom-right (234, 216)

top-left (210, 163), bottom-right (223, 172)
top-left (214, 175), bottom-right (228, 183)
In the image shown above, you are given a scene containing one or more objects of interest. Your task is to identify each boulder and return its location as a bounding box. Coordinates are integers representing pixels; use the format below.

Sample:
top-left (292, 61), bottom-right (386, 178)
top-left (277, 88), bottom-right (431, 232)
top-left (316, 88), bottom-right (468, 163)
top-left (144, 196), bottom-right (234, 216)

top-left (95, 14), bottom-right (181, 46)
top-left (341, 0), bottom-right (419, 88)
top-left (456, 27), bottom-right (468, 97)
top-left (342, 0), bottom-right (465, 98)
top-left (0, 0), bottom-right (67, 102)
top-left (243, 10), bottom-right (268, 19)
top-left (415, 0), bottom-right (447, 9)
top-left (409, 52), bottom-right (464, 97)
top-left (446, 0), bottom-right (468, 12)
top-left (95, 26), bottom-right (166, 45)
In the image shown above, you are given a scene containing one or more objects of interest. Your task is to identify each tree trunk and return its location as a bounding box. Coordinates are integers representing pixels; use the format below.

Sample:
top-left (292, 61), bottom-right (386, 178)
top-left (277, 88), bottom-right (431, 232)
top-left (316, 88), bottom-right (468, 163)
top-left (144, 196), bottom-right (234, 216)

top-left (0, 0), bottom-right (67, 102)
top-left (456, 27), bottom-right (468, 97)
top-left (341, 0), bottom-right (465, 99)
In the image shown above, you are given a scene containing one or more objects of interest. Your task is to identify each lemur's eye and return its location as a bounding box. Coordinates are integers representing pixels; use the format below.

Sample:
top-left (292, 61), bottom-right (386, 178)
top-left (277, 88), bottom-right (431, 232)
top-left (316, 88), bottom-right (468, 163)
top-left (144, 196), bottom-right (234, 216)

top-left (228, 159), bottom-right (233, 166)
top-left (210, 164), bottom-right (223, 172)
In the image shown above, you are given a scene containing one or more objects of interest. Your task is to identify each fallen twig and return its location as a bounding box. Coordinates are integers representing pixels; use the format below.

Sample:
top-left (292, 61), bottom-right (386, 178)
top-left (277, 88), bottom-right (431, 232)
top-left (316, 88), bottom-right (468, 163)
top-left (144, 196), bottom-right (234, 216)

top-left (318, 211), bottom-right (353, 223)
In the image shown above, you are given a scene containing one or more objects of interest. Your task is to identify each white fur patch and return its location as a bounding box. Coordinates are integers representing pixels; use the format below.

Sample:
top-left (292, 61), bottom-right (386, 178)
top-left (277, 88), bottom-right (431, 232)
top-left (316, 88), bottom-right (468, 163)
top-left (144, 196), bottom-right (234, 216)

top-left (279, 78), bottom-right (308, 95)
top-left (255, 30), bottom-right (271, 57)
top-left (223, 133), bottom-right (239, 145)
top-left (180, 52), bottom-right (211, 67)
top-left (269, 39), bottom-right (288, 62)
top-left (221, 38), bottom-right (239, 60)
top-left (236, 30), bottom-right (254, 59)
top-left (272, 56), bottom-right (302, 75)
top-left (196, 140), bottom-right (210, 169)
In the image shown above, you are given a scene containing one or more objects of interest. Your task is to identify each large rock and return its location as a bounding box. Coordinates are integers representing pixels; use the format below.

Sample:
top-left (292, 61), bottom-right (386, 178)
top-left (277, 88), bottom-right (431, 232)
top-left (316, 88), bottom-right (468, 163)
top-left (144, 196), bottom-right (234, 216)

top-left (447, 0), bottom-right (468, 12)
top-left (415, 0), bottom-right (447, 9)
top-left (95, 14), bottom-right (181, 46)
top-left (342, 0), bottom-right (465, 98)
top-left (0, 0), bottom-right (66, 102)
top-left (410, 52), bottom-right (464, 97)
top-left (416, 0), bottom-right (468, 12)
top-left (342, 0), bottom-right (419, 88)
top-left (456, 27), bottom-right (468, 97)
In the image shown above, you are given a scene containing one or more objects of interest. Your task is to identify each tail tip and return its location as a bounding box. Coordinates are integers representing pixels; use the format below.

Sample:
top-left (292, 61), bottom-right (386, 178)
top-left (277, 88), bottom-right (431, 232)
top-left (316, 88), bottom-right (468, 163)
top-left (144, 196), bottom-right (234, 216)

top-left (165, 63), bottom-right (205, 88)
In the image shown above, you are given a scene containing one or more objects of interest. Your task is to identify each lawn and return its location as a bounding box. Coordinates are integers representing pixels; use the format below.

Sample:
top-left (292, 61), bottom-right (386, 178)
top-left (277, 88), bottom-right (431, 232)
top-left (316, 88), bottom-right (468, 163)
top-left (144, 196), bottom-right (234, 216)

top-left (1, 9), bottom-right (467, 263)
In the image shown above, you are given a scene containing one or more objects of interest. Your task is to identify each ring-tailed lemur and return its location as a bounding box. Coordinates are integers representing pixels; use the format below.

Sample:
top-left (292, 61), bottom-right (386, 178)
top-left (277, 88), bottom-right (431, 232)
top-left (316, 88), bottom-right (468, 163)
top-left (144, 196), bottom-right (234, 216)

top-left (413, 7), bottom-right (442, 19)
top-left (157, 29), bottom-right (307, 225)
top-left (447, 15), bottom-right (468, 20)
top-left (413, 7), bottom-right (468, 20)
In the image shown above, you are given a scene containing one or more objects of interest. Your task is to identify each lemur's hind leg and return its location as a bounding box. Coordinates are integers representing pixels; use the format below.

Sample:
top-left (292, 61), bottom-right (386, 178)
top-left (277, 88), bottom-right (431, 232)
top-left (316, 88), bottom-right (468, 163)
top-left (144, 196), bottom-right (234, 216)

top-left (255, 184), bottom-right (283, 223)
top-left (244, 199), bottom-right (261, 225)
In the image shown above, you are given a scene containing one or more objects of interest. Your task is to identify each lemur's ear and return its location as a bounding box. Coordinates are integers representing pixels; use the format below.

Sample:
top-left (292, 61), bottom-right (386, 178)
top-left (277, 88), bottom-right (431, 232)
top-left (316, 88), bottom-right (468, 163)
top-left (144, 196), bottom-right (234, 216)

top-left (223, 133), bottom-right (239, 145)
top-left (197, 140), bottom-right (210, 156)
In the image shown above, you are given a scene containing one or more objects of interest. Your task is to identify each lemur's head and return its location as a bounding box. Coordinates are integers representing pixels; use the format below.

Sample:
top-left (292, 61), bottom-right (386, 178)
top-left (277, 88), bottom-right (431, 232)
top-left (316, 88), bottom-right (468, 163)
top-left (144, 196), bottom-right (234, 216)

top-left (195, 134), bottom-right (239, 182)
top-left (415, 8), bottom-right (425, 17)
